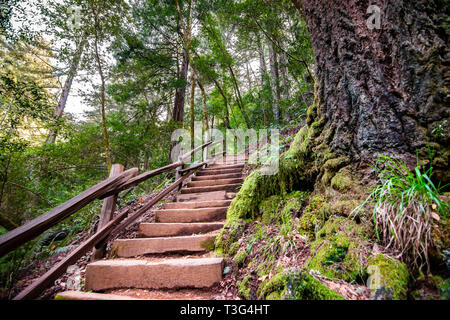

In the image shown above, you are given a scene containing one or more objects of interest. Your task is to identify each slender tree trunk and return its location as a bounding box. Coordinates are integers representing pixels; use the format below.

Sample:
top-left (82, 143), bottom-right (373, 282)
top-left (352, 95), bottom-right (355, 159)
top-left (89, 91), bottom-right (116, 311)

top-left (93, 28), bottom-right (112, 172)
top-left (46, 38), bottom-right (86, 144)
top-left (268, 40), bottom-right (281, 124)
top-left (213, 79), bottom-right (231, 129)
top-left (197, 79), bottom-right (209, 132)
top-left (172, 49), bottom-right (189, 122)
top-left (294, 0), bottom-right (449, 183)
top-left (189, 72), bottom-right (196, 152)
top-left (203, 23), bottom-right (251, 128)
top-left (279, 50), bottom-right (290, 101)
top-left (257, 35), bottom-right (269, 126)
top-left (227, 64), bottom-right (251, 128)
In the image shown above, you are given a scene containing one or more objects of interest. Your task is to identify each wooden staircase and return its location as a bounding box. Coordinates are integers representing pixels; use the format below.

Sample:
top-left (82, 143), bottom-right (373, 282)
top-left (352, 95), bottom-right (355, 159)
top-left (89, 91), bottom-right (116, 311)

top-left (56, 154), bottom-right (246, 300)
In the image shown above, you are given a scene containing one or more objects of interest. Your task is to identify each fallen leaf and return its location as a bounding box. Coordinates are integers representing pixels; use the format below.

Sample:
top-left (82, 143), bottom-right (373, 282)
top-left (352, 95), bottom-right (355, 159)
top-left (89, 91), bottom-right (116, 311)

top-left (431, 212), bottom-right (440, 221)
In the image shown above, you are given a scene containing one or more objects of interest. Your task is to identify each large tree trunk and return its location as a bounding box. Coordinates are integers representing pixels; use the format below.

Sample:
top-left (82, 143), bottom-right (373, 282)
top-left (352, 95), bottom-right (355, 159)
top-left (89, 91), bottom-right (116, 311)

top-left (295, 0), bottom-right (449, 184)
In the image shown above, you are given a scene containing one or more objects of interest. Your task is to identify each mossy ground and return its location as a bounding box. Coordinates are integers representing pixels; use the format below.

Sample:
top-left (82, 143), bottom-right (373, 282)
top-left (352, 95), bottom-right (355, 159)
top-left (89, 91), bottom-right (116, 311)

top-left (214, 116), bottom-right (447, 300)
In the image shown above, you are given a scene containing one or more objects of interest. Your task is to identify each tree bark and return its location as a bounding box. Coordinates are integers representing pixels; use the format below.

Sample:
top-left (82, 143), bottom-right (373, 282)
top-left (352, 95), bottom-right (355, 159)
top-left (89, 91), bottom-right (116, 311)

top-left (172, 49), bottom-right (189, 122)
top-left (296, 0), bottom-right (449, 183)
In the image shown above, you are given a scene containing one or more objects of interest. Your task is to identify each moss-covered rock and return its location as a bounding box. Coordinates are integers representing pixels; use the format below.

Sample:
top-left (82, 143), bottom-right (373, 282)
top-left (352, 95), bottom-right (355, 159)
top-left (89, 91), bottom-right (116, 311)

top-left (259, 269), bottom-right (344, 300)
top-left (306, 216), bottom-right (371, 282)
top-left (323, 199), bottom-right (360, 218)
top-left (296, 195), bottom-right (327, 241)
top-left (237, 275), bottom-right (252, 300)
top-left (330, 167), bottom-right (354, 192)
top-left (366, 254), bottom-right (410, 300)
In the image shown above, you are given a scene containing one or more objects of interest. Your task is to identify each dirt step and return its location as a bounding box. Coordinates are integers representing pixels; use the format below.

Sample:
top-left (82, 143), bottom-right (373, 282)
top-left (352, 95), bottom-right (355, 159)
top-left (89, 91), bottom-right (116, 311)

top-left (55, 291), bottom-right (142, 300)
top-left (192, 173), bottom-right (242, 181)
top-left (180, 184), bottom-right (241, 194)
top-left (175, 191), bottom-right (235, 202)
top-left (187, 178), bottom-right (243, 188)
top-left (196, 168), bottom-right (243, 176)
top-left (155, 207), bottom-right (228, 223)
top-left (163, 200), bottom-right (232, 209)
top-left (85, 257), bottom-right (224, 291)
top-left (139, 222), bottom-right (225, 237)
top-left (108, 288), bottom-right (220, 300)
top-left (112, 234), bottom-right (218, 257)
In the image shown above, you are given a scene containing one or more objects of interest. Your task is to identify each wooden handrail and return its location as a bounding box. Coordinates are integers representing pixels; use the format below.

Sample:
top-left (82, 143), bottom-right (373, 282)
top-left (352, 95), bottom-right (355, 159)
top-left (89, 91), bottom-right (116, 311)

top-left (99, 161), bottom-right (183, 199)
top-left (14, 160), bottom-right (206, 300)
top-left (3, 139), bottom-right (218, 299)
top-left (101, 164), bottom-right (200, 243)
top-left (0, 168), bottom-right (139, 258)
top-left (13, 207), bottom-right (131, 300)
top-left (180, 140), bottom-right (221, 162)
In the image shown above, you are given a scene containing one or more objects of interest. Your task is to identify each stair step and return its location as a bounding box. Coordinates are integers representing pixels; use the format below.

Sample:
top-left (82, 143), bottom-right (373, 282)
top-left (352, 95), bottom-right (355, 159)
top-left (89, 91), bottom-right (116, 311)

top-left (55, 291), bottom-right (141, 300)
top-left (155, 207), bottom-right (228, 223)
top-left (175, 191), bottom-right (235, 202)
top-left (163, 200), bottom-right (232, 209)
top-left (208, 163), bottom-right (245, 170)
top-left (113, 234), bottom-right (218, 257)
top-left (192, 173), bottom-right (242, 181)
top-left (180, 184), bottom-right (241, 194)
top-left (196, 168), bottom-right (243, 176)
top-left (187, 178), bottom-right (243, 188)
top-left (85, 258), bottom-right (224, 291)
top-left (139, 222), bottom-right (225, 237)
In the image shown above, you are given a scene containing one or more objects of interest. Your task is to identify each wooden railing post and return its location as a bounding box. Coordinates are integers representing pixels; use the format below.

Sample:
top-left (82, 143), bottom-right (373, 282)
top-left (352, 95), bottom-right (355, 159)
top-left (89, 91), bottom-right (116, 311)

top-left (175, 150), bottom-right (184, 191)
top-left (92, 164), bottom-right (124, 261)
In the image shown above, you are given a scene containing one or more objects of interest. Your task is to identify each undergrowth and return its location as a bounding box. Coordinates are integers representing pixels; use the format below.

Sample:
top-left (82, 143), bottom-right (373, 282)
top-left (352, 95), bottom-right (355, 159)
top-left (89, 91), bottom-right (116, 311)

top-left (353, 153), bottom-right (449, 273)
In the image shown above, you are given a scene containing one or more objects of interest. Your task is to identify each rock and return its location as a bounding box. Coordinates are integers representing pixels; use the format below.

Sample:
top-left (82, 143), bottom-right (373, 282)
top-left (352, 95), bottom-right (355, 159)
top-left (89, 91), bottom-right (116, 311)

top-left (366, 254), bottom-right (410, 300)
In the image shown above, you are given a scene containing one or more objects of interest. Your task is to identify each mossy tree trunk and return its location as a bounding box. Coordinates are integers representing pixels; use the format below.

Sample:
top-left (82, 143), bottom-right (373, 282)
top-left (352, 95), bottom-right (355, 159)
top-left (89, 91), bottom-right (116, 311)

top-left (294, 0), bottom-right (449, 184)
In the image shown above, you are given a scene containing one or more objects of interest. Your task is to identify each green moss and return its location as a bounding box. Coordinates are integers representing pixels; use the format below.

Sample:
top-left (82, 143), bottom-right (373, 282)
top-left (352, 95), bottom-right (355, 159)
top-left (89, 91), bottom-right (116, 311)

top-left (330, 167), bottom-right (354, 192)
top-left (200, 237), bottom-right (216, 252)
top-left (258, 271), bottom-right (286, 299)
top-left (307, 216), bottom-right (370, 282)
top-left (323, 200), bottom-right (360, 217)
top-left (233, 249), bottom-right (248, 268)
top-left (366, 254), bottom-right (410, 300)
top-left (296, 195), bottom-right (327, 241)
top-left (227, 242), bottom-right (240, 256)
top-left (439, 278), bottom-right (450, 300)
top-left (259, 269), bottom-right (344, 300)
top-left (323, 156), bottom-right (350, 171)
top-left (238, 275), bottom-right (252, 300)
top-left (214, 219), bottom-right (247, 255)
top-left (260, 195), bottom-right (283, 225)
top-left (266, 291), bottom-right (281, 300)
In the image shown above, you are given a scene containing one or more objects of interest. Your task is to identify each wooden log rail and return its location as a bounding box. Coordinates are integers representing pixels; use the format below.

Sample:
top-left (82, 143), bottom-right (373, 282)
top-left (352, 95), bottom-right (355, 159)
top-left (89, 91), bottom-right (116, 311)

top-left (0, 140), bottom-right (223, 299)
